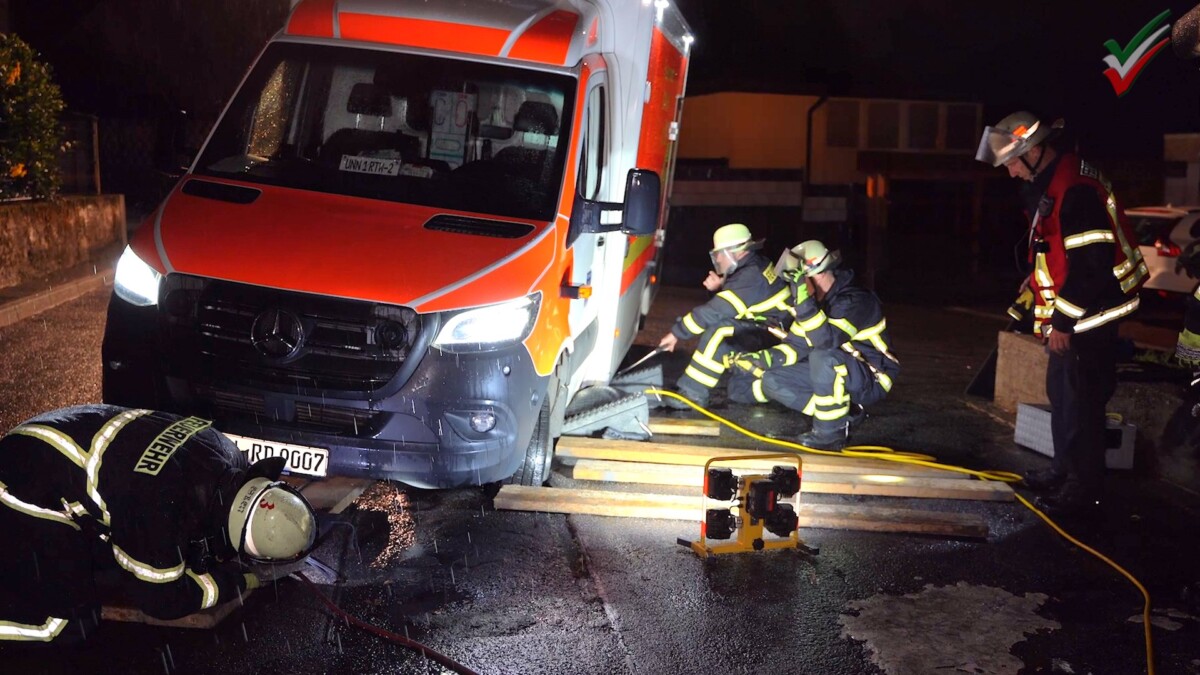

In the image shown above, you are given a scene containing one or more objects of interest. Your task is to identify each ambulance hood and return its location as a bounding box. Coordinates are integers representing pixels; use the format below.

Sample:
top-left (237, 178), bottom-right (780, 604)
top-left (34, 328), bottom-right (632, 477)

top-left (145, 179), bottom-right (555, 313)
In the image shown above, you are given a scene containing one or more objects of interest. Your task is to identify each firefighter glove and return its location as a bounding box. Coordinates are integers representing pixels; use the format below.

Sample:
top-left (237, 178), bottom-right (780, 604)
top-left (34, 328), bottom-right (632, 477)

top-left (251, 559), bottom-right (310, 584)
top-left (724, 352), bottom-right (754, 375)
top-left (792, 277), bottom-right (810, 304)
top-left (739, 315), bottom-right (788, 339)
top-left (725, 349), bottom-right (773, 375)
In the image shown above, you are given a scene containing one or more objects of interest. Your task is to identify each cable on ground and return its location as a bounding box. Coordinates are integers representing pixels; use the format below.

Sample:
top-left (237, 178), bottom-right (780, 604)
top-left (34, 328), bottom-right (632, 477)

top-left (294, 571), bottom-right (479, 675)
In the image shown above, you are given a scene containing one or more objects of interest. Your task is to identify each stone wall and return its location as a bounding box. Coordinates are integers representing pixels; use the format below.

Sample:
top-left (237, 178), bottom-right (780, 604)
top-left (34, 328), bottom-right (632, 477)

top-left (0, 195), bottom-right (125, 287)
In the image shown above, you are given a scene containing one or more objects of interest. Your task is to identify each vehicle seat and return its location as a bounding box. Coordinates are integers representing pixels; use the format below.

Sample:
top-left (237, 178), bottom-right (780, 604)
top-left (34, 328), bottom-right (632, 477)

top-left (322, 82), bottom-right (419, 163)
top-left (493, 101), bottom-right (558, 180)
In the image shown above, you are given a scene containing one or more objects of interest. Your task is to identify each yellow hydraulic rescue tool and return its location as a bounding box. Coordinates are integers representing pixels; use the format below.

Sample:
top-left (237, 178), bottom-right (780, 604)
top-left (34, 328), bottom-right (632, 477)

top-left (678, 453), bottom-right (817, 558)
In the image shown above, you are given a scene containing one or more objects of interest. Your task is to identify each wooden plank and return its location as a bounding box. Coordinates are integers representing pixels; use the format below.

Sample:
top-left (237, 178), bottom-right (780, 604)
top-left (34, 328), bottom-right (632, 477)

top-left (647, 417), bottom-right (721, 436)
top-left (797, 503), bottom-right (988, 538)
top-left (556, 436), bottom-right (966, 479)
top-left (569, 460), bottom-right (1012, 502)
top-left (495, 485), bottom-right (987, 539)
top-left (101, 596), bottom-right (246, 629)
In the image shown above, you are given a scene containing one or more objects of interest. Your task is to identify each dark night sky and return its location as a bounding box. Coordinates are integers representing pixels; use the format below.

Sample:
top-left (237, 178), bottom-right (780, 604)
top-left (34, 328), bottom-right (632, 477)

top-left (678, 0), bottom-right (1200, 161)
top-left (11, 0), bottom-right (1200, 162)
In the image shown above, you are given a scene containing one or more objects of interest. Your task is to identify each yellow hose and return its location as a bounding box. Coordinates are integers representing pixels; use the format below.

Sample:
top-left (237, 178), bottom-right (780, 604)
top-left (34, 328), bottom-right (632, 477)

top-left (645, 388), bottom-right (1155, 674)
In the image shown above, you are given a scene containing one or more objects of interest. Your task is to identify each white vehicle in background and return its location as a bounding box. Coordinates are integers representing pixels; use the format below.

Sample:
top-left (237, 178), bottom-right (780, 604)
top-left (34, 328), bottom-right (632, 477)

top-left (1125, 206), bottom-right (1200, 295)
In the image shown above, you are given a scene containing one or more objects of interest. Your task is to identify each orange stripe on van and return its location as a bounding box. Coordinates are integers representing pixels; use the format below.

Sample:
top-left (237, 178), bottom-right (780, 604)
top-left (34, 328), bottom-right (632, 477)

top-left (621, 235), bottom-right (657, 293)
top-left (285, 0), bottom-right (337, 38)
top-left (636, 27), bottom-right (686, 179)
top-left (508, 10), bottom-right (579, 65)
top-left (339, 13), bottom-right (509, 56)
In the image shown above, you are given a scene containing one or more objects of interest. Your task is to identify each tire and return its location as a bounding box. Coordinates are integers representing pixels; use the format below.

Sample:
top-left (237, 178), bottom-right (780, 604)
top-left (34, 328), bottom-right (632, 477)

top-left (506, 398), bottom-right (554, 486)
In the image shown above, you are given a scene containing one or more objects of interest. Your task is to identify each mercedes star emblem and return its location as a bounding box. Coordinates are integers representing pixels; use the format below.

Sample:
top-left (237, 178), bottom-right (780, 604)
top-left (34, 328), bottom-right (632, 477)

top-left (250, 307), bottom-right (305, 359)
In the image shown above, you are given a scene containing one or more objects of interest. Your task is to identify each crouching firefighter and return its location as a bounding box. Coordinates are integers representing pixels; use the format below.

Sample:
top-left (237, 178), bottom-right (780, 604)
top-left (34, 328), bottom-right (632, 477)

top-left (657, 223), bottom-right (790, 409)
top-left (726, 240), bottom-right (900, 450)
top-left (0, 405), bottom-right (318, 645)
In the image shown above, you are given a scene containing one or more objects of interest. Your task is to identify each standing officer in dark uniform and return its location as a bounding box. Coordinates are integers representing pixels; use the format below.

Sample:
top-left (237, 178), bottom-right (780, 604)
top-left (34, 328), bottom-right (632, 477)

top-left (977, 112), bottom-right (1146, 508)
top-left (657, 223), bottom-right (790, 409)
top-left (0, 404), bottom-right (318, 644)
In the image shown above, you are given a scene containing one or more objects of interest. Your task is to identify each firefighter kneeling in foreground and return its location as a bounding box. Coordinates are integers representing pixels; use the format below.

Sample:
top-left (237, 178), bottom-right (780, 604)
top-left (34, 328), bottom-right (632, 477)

top-left (0, 404), bottom-right (318, 645)
top-left (726, 240), bottom-right (900, 450)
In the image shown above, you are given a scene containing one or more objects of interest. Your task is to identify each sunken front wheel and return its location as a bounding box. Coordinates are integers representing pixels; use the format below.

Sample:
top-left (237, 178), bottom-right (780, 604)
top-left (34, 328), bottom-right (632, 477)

top-left (506, 398), bottom-right (554, 486)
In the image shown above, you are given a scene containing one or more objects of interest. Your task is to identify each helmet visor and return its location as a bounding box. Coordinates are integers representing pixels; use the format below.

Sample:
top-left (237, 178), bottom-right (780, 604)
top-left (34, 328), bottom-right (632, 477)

top-left (975, 125), bottom-right (1032, 167)
top-left (709, 239), bottom-right (762, 273)
top-left (774, 247), bottom-right (801, 277)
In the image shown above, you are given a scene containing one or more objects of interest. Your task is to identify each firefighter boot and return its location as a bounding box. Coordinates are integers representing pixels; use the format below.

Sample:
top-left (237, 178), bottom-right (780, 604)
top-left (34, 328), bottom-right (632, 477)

top-left (796, 418), bottom-right (849, 451)
top-left (661, 383), bottom-right (710, 411)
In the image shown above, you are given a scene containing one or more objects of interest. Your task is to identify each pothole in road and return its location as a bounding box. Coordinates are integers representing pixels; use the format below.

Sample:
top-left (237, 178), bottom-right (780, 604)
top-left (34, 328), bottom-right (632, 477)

top-left (839, 581), bottom-right (1060, 674)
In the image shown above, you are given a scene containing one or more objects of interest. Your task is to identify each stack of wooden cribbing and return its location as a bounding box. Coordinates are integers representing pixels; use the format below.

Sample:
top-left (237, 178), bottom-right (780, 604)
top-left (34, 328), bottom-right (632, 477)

top-left (495, 418), bottom-right (1013, 540)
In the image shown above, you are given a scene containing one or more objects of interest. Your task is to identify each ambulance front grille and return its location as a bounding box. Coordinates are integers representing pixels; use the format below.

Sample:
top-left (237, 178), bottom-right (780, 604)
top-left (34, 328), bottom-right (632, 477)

top-left (161, 275), bottom-right (423, 394)
top-left (204, 387), bottom-right (382, 435)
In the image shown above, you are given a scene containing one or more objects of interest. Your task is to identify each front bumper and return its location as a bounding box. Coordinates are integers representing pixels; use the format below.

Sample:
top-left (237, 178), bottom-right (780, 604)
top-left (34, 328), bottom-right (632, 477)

top-left (102, 292), bottom-right (547, 488)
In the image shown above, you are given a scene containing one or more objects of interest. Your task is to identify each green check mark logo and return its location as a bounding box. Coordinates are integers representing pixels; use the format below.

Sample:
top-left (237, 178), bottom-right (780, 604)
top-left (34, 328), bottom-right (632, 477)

top-left (1102, 9), bottom-right (1171, 96)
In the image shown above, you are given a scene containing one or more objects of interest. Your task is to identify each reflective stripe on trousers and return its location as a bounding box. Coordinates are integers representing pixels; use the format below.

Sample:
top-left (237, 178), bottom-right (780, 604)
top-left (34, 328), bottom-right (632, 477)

top-left (0, 616), bottom-right (69, 642)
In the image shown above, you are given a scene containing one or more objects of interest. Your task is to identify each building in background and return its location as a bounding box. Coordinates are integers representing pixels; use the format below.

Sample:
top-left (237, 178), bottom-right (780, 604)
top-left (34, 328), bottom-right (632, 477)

top-left (668, 91), bottom-right (1002, 293)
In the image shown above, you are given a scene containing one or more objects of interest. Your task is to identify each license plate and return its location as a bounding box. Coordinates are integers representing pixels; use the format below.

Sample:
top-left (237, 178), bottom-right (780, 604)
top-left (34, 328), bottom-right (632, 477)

top-left (225, 433), bottom-right (330, 478)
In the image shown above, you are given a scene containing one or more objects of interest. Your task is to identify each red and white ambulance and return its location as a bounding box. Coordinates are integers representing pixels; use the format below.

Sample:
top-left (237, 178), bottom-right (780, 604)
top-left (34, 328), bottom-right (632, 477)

top-left (102, 0), bottom-right (692, 487)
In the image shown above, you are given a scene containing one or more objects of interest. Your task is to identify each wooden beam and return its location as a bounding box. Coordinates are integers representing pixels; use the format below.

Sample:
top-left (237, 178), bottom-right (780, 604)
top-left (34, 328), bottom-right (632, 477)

top-left (569, 460), bottom-right (1012, 501)
top-left (556, 436), bottom-right (966, 479)
top-left (647, 417), bottom-right (721, 437)
top-left (495, 485), bottom-right (988, 539)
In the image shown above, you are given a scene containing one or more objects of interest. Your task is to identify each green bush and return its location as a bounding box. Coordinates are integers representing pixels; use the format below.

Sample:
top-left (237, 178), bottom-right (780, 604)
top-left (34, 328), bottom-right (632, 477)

top-left (0, 33), bottom-right (65, 200)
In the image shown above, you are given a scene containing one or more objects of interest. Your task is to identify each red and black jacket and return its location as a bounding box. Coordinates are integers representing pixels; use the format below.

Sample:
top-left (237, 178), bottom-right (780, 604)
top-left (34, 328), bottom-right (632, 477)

top-left (1025, 153), bottom-right (1147, 335)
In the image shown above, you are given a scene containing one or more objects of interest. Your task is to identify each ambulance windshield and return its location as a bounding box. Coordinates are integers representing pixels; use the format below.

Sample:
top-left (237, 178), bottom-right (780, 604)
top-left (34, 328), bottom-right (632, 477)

top-left (196, 42), bottom-right (576, 221)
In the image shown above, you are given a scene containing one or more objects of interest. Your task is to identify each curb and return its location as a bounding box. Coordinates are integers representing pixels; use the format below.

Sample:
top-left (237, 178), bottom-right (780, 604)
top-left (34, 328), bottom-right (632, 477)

top-left (0, 268), bottom-right (114, 330)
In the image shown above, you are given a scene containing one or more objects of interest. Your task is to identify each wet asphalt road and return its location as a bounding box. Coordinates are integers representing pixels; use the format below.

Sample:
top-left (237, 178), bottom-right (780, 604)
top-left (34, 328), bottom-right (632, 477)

top-left (1, 286), bottom-right (1200, 674)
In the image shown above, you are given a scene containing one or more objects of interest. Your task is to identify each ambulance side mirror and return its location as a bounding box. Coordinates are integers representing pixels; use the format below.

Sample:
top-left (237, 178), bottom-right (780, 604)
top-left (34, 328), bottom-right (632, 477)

top-left (620, 169), bottom-right (661, 236)
top-left (570, 168), bottom-right (662, 239)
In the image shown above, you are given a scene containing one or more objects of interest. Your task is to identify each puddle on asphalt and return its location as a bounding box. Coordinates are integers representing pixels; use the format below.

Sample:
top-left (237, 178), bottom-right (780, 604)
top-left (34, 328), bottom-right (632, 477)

top-left (839, 581), bottom-right (1060, 674)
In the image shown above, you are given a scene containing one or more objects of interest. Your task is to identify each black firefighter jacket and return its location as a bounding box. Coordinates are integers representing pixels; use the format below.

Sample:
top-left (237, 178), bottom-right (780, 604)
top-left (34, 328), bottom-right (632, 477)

top-left (0, 404), bottom-right (253, 619)
top-left (670, 251), bottom-right (790, 339)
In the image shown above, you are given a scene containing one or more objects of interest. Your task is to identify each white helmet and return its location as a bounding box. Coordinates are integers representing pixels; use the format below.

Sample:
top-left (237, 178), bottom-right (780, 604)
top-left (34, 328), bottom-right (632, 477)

top-left (975, 111), bottom-right (1062, 168)
top-left (228, 477), bottom-right (318, 563)
top-left (779, 240), bottom-right (840, 278)
top-left (710, 223), bottom-right (753, 253)
top-left (709, 223), bottom-right (762, 275)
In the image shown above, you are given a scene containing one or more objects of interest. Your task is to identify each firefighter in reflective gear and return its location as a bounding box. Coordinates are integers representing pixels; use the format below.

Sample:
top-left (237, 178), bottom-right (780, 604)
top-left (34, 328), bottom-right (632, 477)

top-left (978, 111), bottom-right (1147, 507)
top-left (657, 223), bottom-right (790, 409)
top-left (727, 240), bottom-right (899, 450)
top-left (0, 405), bottom-right (318, 645)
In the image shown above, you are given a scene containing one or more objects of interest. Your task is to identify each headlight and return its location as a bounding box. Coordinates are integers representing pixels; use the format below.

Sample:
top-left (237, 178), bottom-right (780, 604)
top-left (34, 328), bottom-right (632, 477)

top-left (113, 245), bottom-right (162, 307)
top-left (432, 293), bottom-right (540, 351)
